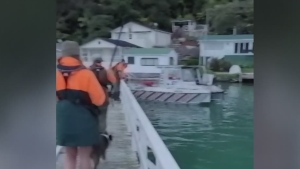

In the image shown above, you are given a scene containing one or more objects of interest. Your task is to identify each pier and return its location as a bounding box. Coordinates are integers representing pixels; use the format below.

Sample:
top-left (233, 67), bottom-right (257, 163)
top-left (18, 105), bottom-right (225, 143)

top-left (56, 81), bottom-right (180, 169)
top-left (240, 72), bottom-right (254, 83)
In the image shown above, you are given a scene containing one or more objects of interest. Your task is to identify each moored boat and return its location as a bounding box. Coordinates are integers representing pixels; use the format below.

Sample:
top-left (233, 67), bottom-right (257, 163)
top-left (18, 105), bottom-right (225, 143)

top-left (126, 65), bottom-right (224, 104)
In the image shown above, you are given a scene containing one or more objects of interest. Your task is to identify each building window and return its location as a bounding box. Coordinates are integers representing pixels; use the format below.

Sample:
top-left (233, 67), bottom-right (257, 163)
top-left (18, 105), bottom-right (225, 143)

top-left (234, 43), bottom-right (239, 53)
top-left (169, 57), bottom-right (174, 65)
top-left (127, 56), bottom-right (135, 64)
top-left (240, 42), bottom-right (249, 53)
top-left (240, 43), bottom-right (244, 53)
top-left (140, 58), bottom-right (158, 66)
top-left (234, 42), bottom-right (252, 53)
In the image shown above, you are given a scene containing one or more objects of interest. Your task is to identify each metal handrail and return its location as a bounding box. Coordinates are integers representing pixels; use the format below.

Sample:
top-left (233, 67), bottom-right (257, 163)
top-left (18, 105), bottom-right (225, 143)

top-left (120, 80), bottom-right (180, 169)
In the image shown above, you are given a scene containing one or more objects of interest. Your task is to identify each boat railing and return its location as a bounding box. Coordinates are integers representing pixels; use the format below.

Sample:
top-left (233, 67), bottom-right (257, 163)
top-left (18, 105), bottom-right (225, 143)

top-left (120, 80), bottom-right (181, 169)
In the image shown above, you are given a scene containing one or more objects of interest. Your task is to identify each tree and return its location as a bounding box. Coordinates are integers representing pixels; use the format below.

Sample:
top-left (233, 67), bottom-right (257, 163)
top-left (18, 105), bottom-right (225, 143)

top-left (208, 0), bottom-right (253, 34)
top-left (56, 0), bottom-right (254, 43)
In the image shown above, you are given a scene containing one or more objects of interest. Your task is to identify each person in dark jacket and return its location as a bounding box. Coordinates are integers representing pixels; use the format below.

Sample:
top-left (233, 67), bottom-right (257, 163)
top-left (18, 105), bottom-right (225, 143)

top-left (90, 58), bottom-right (117, 133)
top-left (56, 41), bottom-right (106, 169)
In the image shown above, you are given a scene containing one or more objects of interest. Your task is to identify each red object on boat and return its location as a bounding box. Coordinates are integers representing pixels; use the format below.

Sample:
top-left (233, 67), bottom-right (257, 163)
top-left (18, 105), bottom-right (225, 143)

top-left (142, 81), bottom-right (154, 86)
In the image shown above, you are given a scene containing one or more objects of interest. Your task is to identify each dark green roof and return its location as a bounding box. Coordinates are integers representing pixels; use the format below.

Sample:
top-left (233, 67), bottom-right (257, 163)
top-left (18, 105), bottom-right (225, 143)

top-left (199, 34), bottom-right (253, 41)
top-left (223, 55), bottom-right (253, 66)
top-left (123, 48), bottom-right (173, 55)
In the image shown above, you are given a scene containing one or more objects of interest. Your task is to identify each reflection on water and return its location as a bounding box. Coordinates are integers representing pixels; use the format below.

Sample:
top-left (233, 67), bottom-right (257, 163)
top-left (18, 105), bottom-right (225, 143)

top-left (140, 83), bottom-right (253, 169)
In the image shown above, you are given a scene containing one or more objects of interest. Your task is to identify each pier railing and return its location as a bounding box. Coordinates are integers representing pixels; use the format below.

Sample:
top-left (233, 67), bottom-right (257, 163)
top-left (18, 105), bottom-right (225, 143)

top-left (120, 80), bottom-right (181, 169)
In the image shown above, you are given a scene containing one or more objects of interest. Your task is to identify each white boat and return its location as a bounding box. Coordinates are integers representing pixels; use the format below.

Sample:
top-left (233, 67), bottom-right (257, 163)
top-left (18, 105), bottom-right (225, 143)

top-left (126, 65), bottom-right (224, 104)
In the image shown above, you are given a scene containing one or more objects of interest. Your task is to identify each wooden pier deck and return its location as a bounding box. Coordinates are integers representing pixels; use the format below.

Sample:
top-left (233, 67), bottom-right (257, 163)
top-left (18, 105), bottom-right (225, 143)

top-left (56, 102), bottom-right (140, 169)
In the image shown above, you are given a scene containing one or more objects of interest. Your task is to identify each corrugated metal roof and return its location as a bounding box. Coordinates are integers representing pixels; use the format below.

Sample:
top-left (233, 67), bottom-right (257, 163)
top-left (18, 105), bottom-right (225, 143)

top-left (199, 34), bottom-right (253, 40)
top-left (123, 48), bottom-right (173, 55)
top-left (102, 39), bottom-right (142, 48)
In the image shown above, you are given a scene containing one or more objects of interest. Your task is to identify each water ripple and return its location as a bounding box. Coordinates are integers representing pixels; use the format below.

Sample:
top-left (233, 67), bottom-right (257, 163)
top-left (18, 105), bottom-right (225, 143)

top-left (140, 83), bottom-right (253, 169)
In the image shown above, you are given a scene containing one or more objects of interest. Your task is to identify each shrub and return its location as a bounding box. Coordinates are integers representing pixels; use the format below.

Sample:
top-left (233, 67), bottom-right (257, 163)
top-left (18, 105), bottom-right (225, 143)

top-left (209, 58), bottom-right (220, 71)
top-left (181, 57), bottom-right (200, 66)
top-left (219, 59), bottom-right (232, 71)
top-left (209, 58), bottom-right (232, 72)
top-left (185, 58), bottom-right (199, 65)
top-left (214, 72), bottom-right (240, 81)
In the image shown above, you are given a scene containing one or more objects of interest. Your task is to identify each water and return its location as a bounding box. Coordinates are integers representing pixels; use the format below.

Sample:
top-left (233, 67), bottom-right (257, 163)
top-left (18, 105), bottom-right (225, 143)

top-left (139, 83), bottom-right (253, 169)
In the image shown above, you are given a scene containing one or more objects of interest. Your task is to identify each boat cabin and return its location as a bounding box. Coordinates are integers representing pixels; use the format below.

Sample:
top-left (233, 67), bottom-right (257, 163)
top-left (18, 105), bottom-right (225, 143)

top-left (156, 65), bottom-right (214, 87)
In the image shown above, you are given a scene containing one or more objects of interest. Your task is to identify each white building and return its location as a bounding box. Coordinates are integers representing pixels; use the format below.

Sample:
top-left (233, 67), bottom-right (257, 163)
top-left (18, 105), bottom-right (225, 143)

top-left (123, 48), bottom-right (178, 73)
top-left (110, 21), bottom-right (172, 48)
top-left (171, 19), bottom-right (208, 38)
top-left (199, 34), bottom-right (253, 65)
top-left (79, 38), bottom-right (141, 68)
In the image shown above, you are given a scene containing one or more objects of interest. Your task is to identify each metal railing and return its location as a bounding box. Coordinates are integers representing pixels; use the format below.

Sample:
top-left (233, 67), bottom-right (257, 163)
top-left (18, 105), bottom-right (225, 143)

top-left (120, 80), bottom-right (181, 169)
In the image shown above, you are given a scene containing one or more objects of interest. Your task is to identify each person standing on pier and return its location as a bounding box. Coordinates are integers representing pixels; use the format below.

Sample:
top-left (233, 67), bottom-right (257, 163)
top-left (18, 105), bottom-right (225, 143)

top-left (56, 41), bottom-right (106, 169)
top-left (111, 59), bottom-right (127, 101)
top-left (90, 58), bottom-right (117, 133)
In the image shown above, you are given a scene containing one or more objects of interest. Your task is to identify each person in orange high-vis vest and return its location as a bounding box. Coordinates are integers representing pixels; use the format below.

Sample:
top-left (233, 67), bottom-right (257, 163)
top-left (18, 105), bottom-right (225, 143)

top-left (111, 59), bottom-right (127, 101)
top-left (90, 58), bottom-right (117, 133)
top-left (56, 41), bottom-right (106, 169)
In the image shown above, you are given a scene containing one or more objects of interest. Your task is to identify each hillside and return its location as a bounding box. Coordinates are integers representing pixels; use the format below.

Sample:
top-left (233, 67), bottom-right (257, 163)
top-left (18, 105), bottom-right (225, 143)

top-left (56, 0), bottom-right (253, 44)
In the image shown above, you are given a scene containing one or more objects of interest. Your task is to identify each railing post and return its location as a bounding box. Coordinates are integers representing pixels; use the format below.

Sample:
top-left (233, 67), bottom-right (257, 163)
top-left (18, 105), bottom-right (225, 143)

top-left (130, 112), bottom-right (138, 152)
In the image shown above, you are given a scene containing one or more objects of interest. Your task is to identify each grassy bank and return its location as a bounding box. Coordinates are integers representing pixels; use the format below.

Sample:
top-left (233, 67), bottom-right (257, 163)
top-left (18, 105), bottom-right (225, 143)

top-left (209, 68), bottom-right (253, 82)
top-left (213, 72), bottom-right (240, 82)
top-left (241, 67), bottom-right (254, 73)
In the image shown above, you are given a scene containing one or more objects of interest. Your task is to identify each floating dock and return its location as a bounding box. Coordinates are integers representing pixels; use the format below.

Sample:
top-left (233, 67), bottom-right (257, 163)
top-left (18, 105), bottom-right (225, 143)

top-left (132, 86), bottom-right (224, 104)
top-left (240, 73), bottom-right (254, 83)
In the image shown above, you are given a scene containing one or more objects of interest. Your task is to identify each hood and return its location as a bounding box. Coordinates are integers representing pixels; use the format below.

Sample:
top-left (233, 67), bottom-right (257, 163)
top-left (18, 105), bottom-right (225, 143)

top-left (57, 56), bottom-right (85, 72)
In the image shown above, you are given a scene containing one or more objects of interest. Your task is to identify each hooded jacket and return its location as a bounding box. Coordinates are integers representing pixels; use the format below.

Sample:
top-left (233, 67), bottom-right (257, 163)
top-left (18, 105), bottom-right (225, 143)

top-left (56, 56), bottom-right (105, 106)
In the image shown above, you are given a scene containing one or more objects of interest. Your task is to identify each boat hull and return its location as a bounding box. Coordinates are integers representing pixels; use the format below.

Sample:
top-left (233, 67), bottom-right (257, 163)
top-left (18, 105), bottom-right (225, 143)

top-left (131, 90), bottom-right (221, 104)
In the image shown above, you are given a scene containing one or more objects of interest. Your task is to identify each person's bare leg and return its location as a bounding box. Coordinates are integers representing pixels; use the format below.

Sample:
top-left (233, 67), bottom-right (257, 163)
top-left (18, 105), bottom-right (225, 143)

top-left (78, 146), bottom-right (93, 169)
top-left (64, 147), bottom-right (77, 169)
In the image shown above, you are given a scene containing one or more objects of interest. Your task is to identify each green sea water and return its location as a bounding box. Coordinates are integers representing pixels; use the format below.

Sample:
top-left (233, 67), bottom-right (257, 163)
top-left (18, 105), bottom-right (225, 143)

top-left (140, 83), bottom-right (253, 169)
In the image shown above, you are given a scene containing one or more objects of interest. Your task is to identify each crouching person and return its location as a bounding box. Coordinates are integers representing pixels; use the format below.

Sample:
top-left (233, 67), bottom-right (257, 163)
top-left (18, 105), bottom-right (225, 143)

top-left (90, 58), bottom-right (117, 133)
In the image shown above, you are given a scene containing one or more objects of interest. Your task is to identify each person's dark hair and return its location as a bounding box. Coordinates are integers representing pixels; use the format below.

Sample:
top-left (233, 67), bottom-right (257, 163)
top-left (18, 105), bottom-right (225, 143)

top-left (94, 57), bottom-right (103, 63)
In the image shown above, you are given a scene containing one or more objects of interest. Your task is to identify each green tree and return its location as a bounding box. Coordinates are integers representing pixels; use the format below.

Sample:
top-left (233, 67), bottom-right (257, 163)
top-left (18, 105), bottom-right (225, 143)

top-left (208, 0), bottom-right (253, 34)
top-left (56, 0), bottom-right (254, 43)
